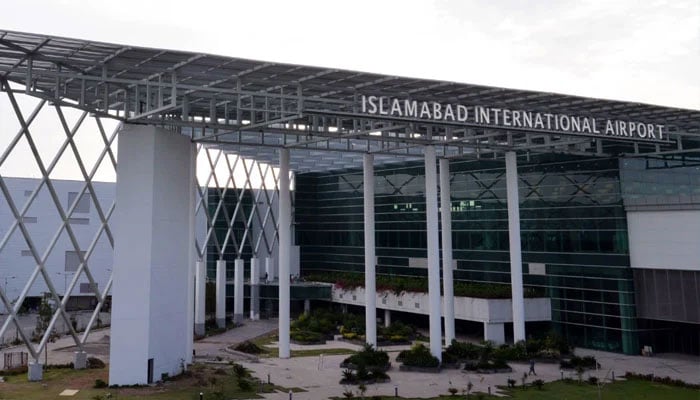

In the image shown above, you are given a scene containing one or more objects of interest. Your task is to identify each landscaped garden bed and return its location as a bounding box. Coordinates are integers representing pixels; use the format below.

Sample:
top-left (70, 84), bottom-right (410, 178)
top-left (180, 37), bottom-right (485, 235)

top-left (338, 344), bottom-right (392, 385)
top-left (340, 344), bottom-right (391, 371)
top-left (397, 343), bottom-right (441, 372)
top-left (559, 355), bottom-right (599, 370)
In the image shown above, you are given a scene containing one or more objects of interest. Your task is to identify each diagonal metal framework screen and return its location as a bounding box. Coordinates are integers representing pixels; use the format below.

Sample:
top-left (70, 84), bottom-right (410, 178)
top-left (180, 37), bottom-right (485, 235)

top-left (0, 86), bottom-right (283, 362)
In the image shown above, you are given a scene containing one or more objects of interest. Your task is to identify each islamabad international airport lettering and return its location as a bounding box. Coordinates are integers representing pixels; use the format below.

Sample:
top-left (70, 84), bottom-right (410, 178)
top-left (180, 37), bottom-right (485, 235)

top-left (361, 95), bottom-right (666, 141)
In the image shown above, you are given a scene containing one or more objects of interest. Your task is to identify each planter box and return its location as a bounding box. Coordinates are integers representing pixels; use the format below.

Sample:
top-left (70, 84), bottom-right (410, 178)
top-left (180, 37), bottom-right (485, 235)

top-left (441, 362), bottom-right (462, 370)
top-left (340, 377), bottom-right (391, 385)
top-left (340, 362), bottom-right (391, 371)
top-left (470, 367), bottom-right (513, 374)
top-left (290, 339), bottom-right (327, 345)
top-left (399, 365), bottom-right (441, 373)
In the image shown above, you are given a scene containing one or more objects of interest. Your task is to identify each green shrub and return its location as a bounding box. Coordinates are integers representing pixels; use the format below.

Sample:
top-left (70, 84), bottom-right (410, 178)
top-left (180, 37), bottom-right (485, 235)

top-left (87, 357), bottom-right (106, 369)
top-left (237, 378), bottom-right (253, 391)
top-left (445, 339), bottom-right (481, 360)
top-left (93, 379), bottom-right (108, 388)
top-left (441, 351), bottom-right (459, 365)
top-left (343, 344), bottom-right (390, 370)
top-left (232, 363), bottom-right (248, 378)
top-left (303, 271), bottom-right (545, 299)
top-left (399, 343), bottom-right (440, 368)
top-left (290, 330), bottom-right (324, 343)
top-left (234, 341), bottom-right (265, 354)
top-left (464, 359), bottom-right (510, 371)
top-left (560, 355), bottom-right (597, 369)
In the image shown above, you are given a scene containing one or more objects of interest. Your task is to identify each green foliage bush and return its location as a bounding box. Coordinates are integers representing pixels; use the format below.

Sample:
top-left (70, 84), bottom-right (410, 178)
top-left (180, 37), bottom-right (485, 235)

top-left (624, 372), bottom-right (700, 389)
top-left (560, 355), bottom-right (598, 369)
top-left (440, 350), bottom-right (459, 365)
top-left (340, 366), bottom-right (390, 385)
top-left (231, 363), bottom-right (248, 379)
top-left (377, 321), bottom-right (414, 342)
top-left (463, 358), bottom-right (510, 371)
top-left (291, 310), bottom-right (336, 335)
top-left (234, 341), bottom-right (266, 354)
top-left (342, 344), bottom-right (390, 370)
top-left (398, 343), bottom-right (440, 368)
top-left (87, 357), bottom-right (106, 369)
top-left (303, 271), bottom-right (545, 298)
top-left (93, 379), bottom-right (108, 388)
top-left (445, 339), bottom-right (481, 360)
top-left (445, 333), bottom-right (572, 364)
top-left (290, 330), bottom-right (325, 343)
top-left (237, 378), bottom-right (253, 391)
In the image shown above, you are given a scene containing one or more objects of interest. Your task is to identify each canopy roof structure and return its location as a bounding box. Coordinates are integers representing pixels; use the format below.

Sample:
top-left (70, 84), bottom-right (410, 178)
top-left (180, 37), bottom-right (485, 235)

top-left (1, 29), bottom-right (698, 171)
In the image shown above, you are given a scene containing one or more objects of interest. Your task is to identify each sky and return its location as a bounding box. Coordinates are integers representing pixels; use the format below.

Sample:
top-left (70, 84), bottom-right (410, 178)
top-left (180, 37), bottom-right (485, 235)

top-left (0, 0), bottom-right (698, 182)
top-left (1, 0), bottom-right (697, 109)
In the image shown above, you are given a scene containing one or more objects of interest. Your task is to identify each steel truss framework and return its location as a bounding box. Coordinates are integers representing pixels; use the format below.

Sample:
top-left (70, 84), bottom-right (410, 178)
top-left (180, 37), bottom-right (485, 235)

top-left (0, 29), bottom-right (698, 174)
top-left (0, 29), bottom-right (698, 363)
top-left (0, 84), bottom-right (115, 361)
top-left (0, 85), bottom-right (285, 363)
top-left (195, 145), bottom-right (284, 261)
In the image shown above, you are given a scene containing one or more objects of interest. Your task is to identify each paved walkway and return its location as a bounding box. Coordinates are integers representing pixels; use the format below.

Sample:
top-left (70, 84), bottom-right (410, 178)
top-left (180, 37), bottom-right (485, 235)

top-left (240, 344), bottom-right (700, 400)
top-left (2, 318), bottom-right (698, 400)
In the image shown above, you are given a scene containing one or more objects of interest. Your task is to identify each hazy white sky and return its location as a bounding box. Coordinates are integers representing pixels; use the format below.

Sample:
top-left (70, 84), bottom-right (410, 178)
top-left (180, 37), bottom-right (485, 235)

top-left (0, 0), bottom-right (698, 182)
top-left (1, 0), bottom-right (698, 109)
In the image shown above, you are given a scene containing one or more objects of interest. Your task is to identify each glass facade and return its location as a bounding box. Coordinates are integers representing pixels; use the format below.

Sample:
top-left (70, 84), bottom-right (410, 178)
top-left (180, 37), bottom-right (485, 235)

top-left (296, 154), bottom-right (641, 354)
top-left (206, 188), bottom-right (254, 279)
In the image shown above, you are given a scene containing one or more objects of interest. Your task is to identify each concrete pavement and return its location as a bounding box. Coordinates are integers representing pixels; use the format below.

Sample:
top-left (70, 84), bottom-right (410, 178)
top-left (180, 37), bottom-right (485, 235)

top-left (1, 317), bottom-right (697, 400)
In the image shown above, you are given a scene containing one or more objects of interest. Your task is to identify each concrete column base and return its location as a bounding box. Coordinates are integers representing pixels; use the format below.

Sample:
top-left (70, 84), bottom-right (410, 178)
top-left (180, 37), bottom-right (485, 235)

top-left (484, 322), bottom-right (505, 345)
top-left (233, 259), bottom-right (244, 324)
top-left (74, 351), bottom-right (87, 370)
top-left (250, 285), bottom-right (260, 320)
top-left (384, 309), bottom-right (391, 328)
top-left (194, 323), bottom-right (205, 336)
top-left (28, 362), bottom-right (43, 381)
top-left (215, 259), bottom-right (227, 329)
top-left (303, 299), bottom-right (311, 314)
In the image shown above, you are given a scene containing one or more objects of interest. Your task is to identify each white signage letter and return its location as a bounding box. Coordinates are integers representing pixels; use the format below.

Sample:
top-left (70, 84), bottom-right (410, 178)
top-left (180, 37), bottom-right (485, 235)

top-left (457, 105), bottom-right (469, 122)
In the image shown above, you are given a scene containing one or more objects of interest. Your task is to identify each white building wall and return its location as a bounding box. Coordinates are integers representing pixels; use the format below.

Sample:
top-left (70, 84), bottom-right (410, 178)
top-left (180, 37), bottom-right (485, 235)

top-left (333, 287), bottom-right (551, 323)
top-left (0, 177), bottom-right (114, 309)
top-left (627, 210), bottom-right (700, 271)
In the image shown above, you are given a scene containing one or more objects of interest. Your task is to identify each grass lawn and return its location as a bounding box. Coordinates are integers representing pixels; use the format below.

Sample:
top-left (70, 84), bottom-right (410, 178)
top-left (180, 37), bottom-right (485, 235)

top-left (241, 332), bottom-right (357, 358)
top-left (0, 363), bottom-right (302, 400)
top-left (333, 378), bottom-right (699, 400)
top-left (495, 378), bottom-right (699, 400)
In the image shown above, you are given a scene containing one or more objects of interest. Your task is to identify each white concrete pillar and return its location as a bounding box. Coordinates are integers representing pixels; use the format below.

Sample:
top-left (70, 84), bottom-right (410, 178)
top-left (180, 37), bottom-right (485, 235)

top-left (108, 125), bottom-right (194, 385)
top-left (216, 259), bottom-right (227, 328)
top-left (28, 362), bottom-right (42, 381)
top-left (278, 148), bottom-right (291, 358)
top-left (233, 259), bottom-right (244, 324)
top-left (74, 351), bottom-right (87, 370)
top-left (384, 309), bottom-right (391, 328)
top-left (250, 258), bottom-right (260, 320)
top-left (424, 146), bottom-right (442, 361)
top-left (304, 299), bottom-right (311, 314)
top-left (363, 153), bottom-right (377, 347)
top-left (265, 257), bottom-right (274, 282)
top-left (439, 158), bottom-right (455, 345)
top-left (185, 145), bottom-right (197, 364)
top-left (484, 322), bottom-right (506, 345)
top-left (505, 151), bottom-right (526, 342)
top-left (194, 261), bottom-right (206, 336)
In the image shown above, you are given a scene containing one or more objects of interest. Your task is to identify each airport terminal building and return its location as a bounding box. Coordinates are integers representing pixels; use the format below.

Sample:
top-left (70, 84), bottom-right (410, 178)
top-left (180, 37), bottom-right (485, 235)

top-left (0, 30), bottom-right (697, 384)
